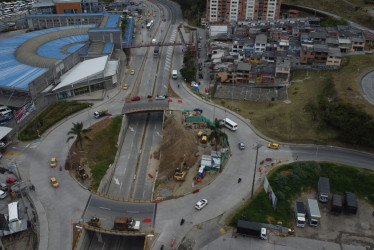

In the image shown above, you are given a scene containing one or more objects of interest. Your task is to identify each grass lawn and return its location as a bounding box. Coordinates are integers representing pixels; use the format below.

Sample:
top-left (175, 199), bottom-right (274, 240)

top-left (18, 101), bottom-right (91, 141)
top-left (214, 55), bottom-right (374, 150)
top-left (85, 115), bottom-right (122, 190)
top-left (230, 161), bottom-right (374, 228)
top-left (284, 0), bottom-right (374, 29)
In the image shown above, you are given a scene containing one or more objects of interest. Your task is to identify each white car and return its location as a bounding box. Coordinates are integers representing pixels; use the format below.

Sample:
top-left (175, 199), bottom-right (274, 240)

top-left (195, 199), bottom-right (208, 210)
top-left (155, 95), bottom-right (166, 100)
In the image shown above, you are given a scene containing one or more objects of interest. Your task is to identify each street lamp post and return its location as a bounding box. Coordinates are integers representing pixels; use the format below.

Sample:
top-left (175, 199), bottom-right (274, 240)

top-left (251, 143), bottom-right (261, 199)
top-left (67, 141), bottom-right (73, 170)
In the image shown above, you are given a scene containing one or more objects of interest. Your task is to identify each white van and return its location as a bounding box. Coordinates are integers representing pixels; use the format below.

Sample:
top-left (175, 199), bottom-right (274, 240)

top-left (172, 70), bottom-right (178, 79)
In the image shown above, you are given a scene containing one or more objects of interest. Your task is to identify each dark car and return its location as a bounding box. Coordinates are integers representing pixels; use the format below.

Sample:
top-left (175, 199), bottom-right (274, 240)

top-left (131, 96), bottom-right (140, 101)
top-left (199, 72), bottom-right (203, 79)
top-left (194, 108), bottom-right (203, 113)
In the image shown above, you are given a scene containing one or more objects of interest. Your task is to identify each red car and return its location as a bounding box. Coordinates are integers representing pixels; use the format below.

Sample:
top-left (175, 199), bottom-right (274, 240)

top-left (6, 178), bottom-right (16, 184)
top-left (131, 96), bottom-right (140, 101)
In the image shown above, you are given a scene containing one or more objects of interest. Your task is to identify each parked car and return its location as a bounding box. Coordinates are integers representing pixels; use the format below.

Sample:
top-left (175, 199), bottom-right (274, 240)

top-left (0, 190), bottom-right (7, 199)
top-left (195, 199), bottom-right (208, 210)
top-left (0, 183), bottom-right (7, 191)
top-left (131, 96), bottom-right (140, 101)
top-left (6, 178), bottom-right (16, 184)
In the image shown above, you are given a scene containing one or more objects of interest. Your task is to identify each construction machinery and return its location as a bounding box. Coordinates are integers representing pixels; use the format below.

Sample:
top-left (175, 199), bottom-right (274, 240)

top-left (76, 166), bottom-right (88, 180)
top-left (87, 217), bottom-right (101, 228)
top-left (174, 154), bottom-right (187, 181)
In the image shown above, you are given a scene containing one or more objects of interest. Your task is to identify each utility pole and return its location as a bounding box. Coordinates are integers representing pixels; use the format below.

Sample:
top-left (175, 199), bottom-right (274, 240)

top-left (251, 143), bottom-right (261, 199)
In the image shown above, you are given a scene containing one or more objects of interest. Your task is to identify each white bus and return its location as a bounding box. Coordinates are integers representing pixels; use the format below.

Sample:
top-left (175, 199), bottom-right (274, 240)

top-left (221, 118), bottom-right (238, 131)
top-left (8, 201), bottom-right (19, 223)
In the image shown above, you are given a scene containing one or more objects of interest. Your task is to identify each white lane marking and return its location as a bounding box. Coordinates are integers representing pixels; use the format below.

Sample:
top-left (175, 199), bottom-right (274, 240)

top-left (113, 177), bottom-right (119, 185)
top-left (99, 207), bottom-right (111, 210)
top-left (129, 126), bottom-right (135, 132)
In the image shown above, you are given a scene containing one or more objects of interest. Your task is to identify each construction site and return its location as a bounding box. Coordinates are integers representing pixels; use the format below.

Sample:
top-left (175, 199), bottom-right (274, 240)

top-left (153, 109), bottom-right (229, 199)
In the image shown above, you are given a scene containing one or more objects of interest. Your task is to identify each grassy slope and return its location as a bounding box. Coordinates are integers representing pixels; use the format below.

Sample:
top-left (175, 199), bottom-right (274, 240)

top-left (217, 55), bottom-right (374, 150)
top-left (230, 161), bottom-right (374, 228)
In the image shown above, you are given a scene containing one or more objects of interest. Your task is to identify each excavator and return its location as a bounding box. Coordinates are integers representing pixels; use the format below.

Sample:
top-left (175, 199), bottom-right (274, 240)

top-left (174, 154), bottom-right (187, 181)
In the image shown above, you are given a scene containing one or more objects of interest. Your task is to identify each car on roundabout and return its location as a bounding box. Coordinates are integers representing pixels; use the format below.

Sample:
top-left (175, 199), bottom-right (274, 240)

top-left (267, 143), bottom-right (279, 149)
top-left (50, 177), bottom-right (59, 188)
top-left (195, 199), bottom-right (208, 210)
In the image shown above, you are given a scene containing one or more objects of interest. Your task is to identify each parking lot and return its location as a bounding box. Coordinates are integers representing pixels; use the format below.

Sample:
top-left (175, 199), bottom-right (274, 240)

top-left (295, 192), bottom-right (374, 248)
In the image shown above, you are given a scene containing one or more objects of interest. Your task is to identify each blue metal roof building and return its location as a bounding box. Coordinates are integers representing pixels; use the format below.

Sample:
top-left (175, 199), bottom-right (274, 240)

top-left (0, 25), bottom-right (94, 91)
top-left (37, 35), bottom-right (89, 60)
top-left (104, 14), bottom-right (120, 28)
top-left (123, 17), bottom-right (134, 47)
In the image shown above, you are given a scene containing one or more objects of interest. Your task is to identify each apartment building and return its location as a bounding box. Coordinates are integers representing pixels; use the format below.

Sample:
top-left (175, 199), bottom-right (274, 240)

top-left (206, 0), bottom-right (281, 22)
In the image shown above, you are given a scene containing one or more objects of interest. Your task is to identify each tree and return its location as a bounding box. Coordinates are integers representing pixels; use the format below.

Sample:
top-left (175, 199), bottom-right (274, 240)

top-left (207, 118), bottom-right (227, 149)
top-left (67, 122), bottom-right (91, 151)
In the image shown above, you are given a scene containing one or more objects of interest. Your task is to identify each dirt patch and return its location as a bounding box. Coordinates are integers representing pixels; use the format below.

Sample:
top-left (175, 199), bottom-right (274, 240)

top-left (153, 111), bottom-right (225, 198)
top-left (2, 230), bottom-right (35, 250)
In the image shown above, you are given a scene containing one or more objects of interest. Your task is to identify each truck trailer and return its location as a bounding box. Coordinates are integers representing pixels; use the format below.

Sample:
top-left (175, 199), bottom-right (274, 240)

top-left (318, 177), bottom-right (330, 203)
top-left (94, 108), bottom-right (108, 119)
top-left (294, 201), bottom-right (306, 227)
top-left (307, 199), bottom-right (321, 227)
top-left (236, 220), bottom-right (267, 240)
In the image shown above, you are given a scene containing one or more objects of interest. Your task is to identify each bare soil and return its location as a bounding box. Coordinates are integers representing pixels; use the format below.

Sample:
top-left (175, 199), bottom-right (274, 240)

top-left (153, 111), bottom-right (224, 199)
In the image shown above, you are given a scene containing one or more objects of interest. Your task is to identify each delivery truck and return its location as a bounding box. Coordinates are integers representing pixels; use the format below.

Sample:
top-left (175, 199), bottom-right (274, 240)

top-left (94, 108), bottom-right (108, 119)
top-left (318, 177), bottom-right (330, 203)
top-left (236, 220), bottom-right (267, 240)
top-left (307, 199), bottom-right (321, 227)
top-left (113, 217), bottom-right (140, 231)
top-left (294, 201), bottom-right (306, 227)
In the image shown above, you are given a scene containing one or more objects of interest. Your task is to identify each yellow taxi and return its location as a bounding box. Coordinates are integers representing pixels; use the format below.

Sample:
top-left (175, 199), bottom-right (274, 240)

top-left (267, 143), bottom-right (279, 149)
top-left (130, 69), bottom-right (135, 75)
top-left (50, 177), bottom-right (60, 188)
top-left (139, 16), bottom-right (144, 20)
top-left (153, 13), bottom-right (156, 17)
top-left (50, 158), bottom-right (57, 168)
top-left (123, 84), bottom-right (129, 90)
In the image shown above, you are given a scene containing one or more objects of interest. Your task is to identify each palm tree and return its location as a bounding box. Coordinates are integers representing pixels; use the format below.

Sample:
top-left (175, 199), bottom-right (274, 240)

top-left (67, 122), bottom-right (91, 151)
top-left (207, 118), bottom-right (227, 149)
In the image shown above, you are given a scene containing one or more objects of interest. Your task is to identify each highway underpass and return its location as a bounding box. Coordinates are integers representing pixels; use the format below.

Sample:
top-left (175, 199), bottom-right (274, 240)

top-left (122, 99), bottom-right (170, 114)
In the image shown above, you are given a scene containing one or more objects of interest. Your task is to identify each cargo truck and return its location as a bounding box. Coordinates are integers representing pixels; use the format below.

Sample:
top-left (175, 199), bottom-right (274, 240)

top-left (113, 217), bottom-right (140, 231)
top-left (307, 199), bottom-right (321, 227)
top-left (236, 220), bottom-right (267, 240)
top-left (318, 177), bottom-right (330, 203)
top-left (94, 108), bottom-right (108, 119)
top-left (294, 201), bottom-right (306, 227)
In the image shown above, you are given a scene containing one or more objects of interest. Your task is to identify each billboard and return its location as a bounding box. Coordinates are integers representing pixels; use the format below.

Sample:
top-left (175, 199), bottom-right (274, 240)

top-left (15, 101), bottom-right (35, 124)
top-left (264, 176), bottom-right (278, 210)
